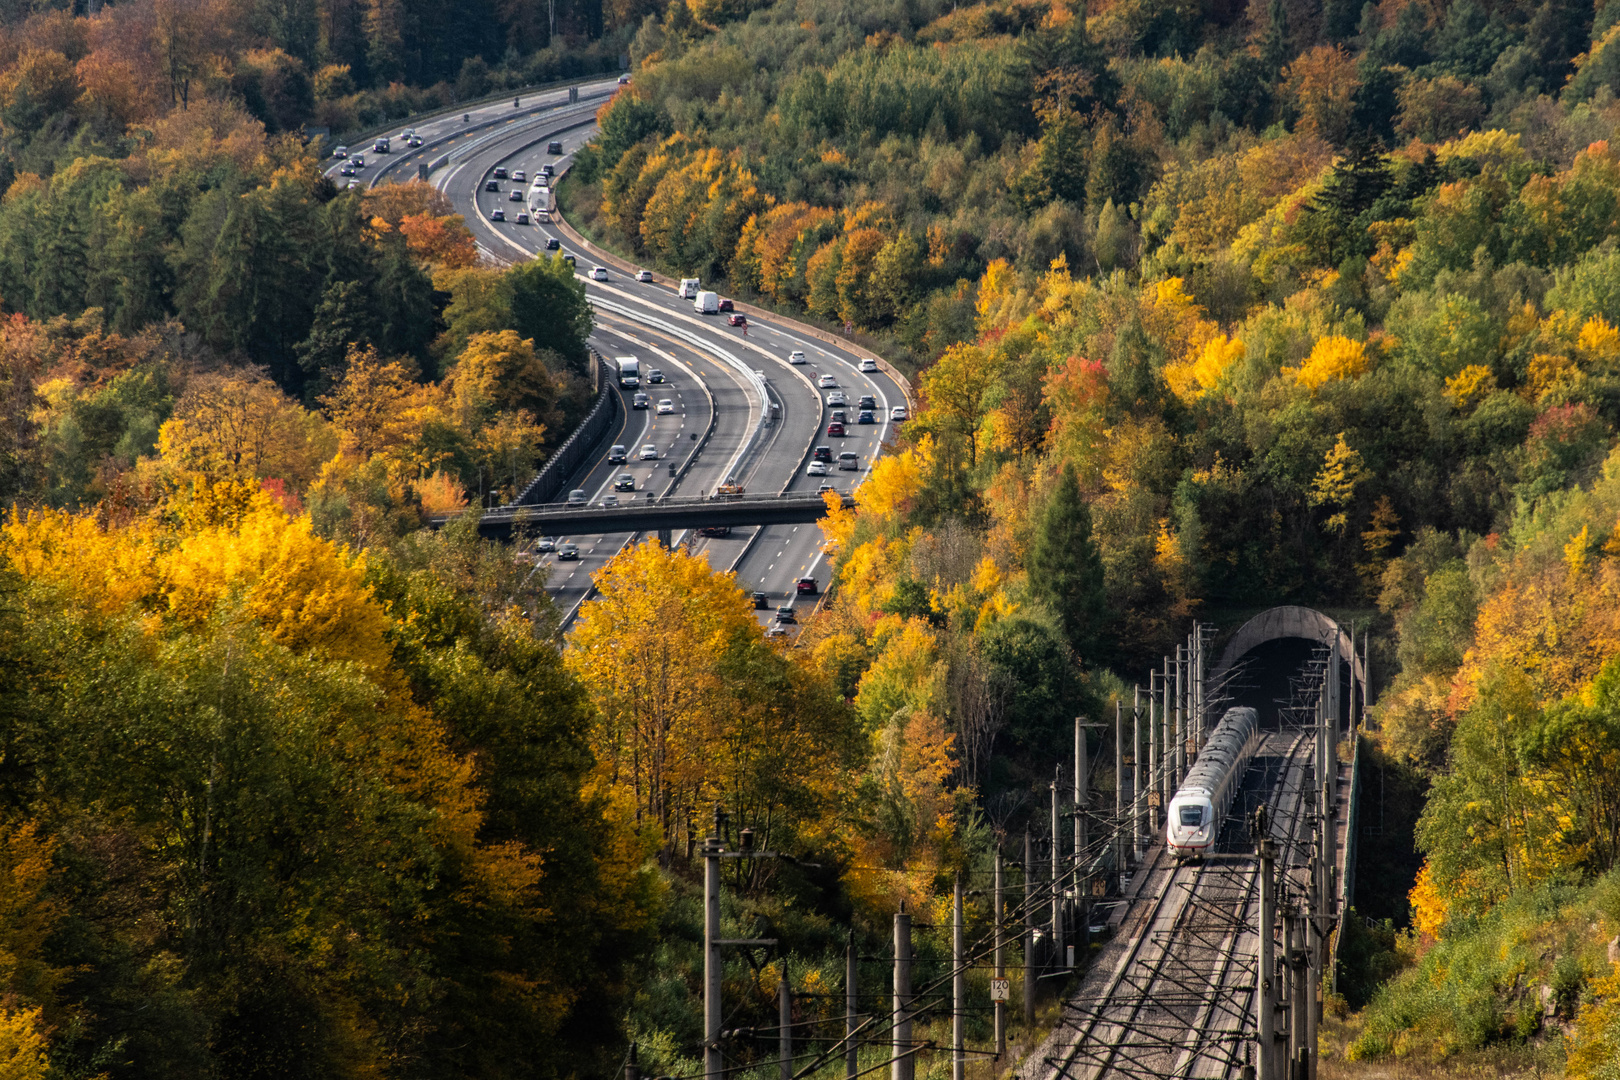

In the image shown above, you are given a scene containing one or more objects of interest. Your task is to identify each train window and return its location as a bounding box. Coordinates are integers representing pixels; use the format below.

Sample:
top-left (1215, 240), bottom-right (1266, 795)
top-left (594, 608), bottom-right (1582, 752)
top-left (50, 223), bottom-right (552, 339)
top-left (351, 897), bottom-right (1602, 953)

top-left (1179, 806), bottom-right (1205, 827)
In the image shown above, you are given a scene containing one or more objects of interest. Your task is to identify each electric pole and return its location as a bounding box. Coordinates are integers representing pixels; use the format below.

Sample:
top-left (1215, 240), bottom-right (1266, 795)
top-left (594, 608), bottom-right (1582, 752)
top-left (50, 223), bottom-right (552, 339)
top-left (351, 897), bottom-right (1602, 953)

top-left (952, 875), bottom-right (965, 1080)
top-left (894, 904), bottom-right (913, 1080)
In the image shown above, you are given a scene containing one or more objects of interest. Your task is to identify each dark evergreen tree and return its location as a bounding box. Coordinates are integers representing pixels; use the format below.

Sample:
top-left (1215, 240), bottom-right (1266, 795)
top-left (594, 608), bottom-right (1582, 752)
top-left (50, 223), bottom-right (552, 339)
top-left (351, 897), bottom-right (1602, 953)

top-left (1028, 462), bottom-right (1106, 662)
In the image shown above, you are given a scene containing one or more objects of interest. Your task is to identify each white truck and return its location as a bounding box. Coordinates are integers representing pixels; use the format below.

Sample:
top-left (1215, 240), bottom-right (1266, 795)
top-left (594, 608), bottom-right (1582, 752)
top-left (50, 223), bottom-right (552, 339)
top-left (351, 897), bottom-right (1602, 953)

top-left (616, 356), bottom-right (640, 388)
top-left (679, 278), bottom-right (701, 299)
top-left (693, 290), bottom-right (719, 314)
top-left (528, 185), bottom-right (552, 219)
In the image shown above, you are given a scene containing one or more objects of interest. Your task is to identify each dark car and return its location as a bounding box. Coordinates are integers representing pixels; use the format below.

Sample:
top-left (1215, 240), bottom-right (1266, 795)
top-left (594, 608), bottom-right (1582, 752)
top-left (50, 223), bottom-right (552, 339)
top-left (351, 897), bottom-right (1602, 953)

top-left (827, 420), bottom-right (845, 436)
top-left (509, 189), bottom-right (523, 201)
top-left (812, 445), bottom-right (833, 463)
top-left (632, 393), bottom-right (649, 409)
top-left (796, 577), bottom-right (818, 595)
top-left (484, 179), bottom-right (499, 192)
top-left (717, 298), bottom-right (734, 311)
top-left (489, 208), bottom-right (505, 221)
top-left (775, 605), bottom-right (796, 624)
top-left (545, 237), bottom-right (561, 250)
top-left (727, 313), bottom-right (747, 327)
top-left (858, 394), bottom-right (877, 410)
top-left (752, 591), bottom-right (769, 610)
top-left (613, 473), bottom-right (635, 492)
top-left (547, 141), bottom-right (563, 154)
top-left (561, 253), bottom-right (576, 265)
top-left (493, 167), bottom-right (508, 179)
top-left (698, 525), bottom-right (732, 538)
top-left (857, 408), bottom-right (875, 424)
top-left (646, 369), bottom-right (665, 383)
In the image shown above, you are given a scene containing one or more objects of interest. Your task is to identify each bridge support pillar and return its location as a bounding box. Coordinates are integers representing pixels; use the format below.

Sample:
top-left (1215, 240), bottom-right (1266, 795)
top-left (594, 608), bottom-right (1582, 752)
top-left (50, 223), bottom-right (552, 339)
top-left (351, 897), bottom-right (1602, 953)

top-left (656, 528), bottom-right (672, 548)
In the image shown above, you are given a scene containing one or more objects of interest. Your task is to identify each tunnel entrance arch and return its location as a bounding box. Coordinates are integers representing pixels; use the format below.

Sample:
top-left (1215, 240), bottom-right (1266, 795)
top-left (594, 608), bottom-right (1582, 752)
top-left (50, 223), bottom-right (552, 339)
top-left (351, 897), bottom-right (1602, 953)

top-left (1211, 606), bottom-right (1365, 729)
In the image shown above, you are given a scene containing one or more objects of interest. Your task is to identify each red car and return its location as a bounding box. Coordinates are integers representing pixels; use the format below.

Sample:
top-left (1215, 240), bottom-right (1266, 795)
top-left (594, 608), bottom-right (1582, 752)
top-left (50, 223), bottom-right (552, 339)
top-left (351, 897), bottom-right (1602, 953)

top-left (717, 298), bottom-right (734, 311)
top-left (827, 420), bottom-right (845, 436)
top-left (796, 577), bottom-right (818, 595)
top-left (727, 313), bottom-right (747, 327)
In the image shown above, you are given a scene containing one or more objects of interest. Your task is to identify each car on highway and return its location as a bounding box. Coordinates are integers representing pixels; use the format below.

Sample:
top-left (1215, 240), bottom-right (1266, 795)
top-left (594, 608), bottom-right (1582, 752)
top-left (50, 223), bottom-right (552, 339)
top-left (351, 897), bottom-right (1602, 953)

top-left (632, 393), bottom-right (649, 409)
top-left (727, 313), bottom-right (747, 327)
top-left (613, 473), bottom-right (635, 492)
top-left (788, 350), bottom-right (807, 364)
top-left (351, 155), bottom-right (364, 167)
top-left (509, 189), bottom-right (523, 201)
top-left (618, 74), bottom-right (631, 85)
top-left (859, 358), bottom-right (879, 372)
top-left (408, 135), bottom-right (423, 148)
top-left (600, 494), bottom-right (619, 508)
top-left (536, 537), bottom-right (556, 552)
top-left (557, 542), bottom-right (579, 560)
top-left (698, 525), bottom-right (732, 538)
top-left (807, 460), bottom-right (829, 476)
top-left (857, 408), bottom-right (875, 424)
top-left (830, 408), bottom-right (846, 423)
top-left (544, 237), bottom-right (560, 250)
top-left (547, 140), bottom-right (564, 154)
top-left (827, 391), bottom-right (846, 406)
top-left (567, 489), bottom-right (587, 505)
top-left (818, 374), bottom-right (838, 388)
top-left (493, 167), bottom-right (508, 179)
top-left (656, 399), bottom-right (675, 414)
top-left (646, 369), bottom-right (664, 383)
top-left (561, 253), bottom-right (576, 265)
top-left (540, 164), bottom-right (554, 178)
top-left (812, 445), bottom-right (833, 462)
top-left (752, 591), bottom-right (770, 609)
top-left (512, 170), bottom-right (526, 183)
top-left (339, 163), bottom-right (354, 176)
top-left (635, 269), bottom-right (653, 282)
top-left (607, 444), bottom-right (628, 463)
top-left (591, 266), bottom-right (609, 281)
top-left (796, 577), bottom-right (819, 595)
top-left (484, 179), bottom-right (499, 192)
top-left (827, 420), bottom-right (845, 436)
top-left (333, 145), bottom-right (348, 158)
top-left (348, 180), bottom-right (363, 189)
top-left (890, 405), bottom-right (908, 420)
top-left (639, 444), bottom-right (659, 460)
top-left (858, 394), bottom-right (877, 410)
top-left (817, 482), bottom-right (836, 494)
top-left (838, 451), bottom-right (859, 471)
top-left (717, 298), bottom-right (734, 311)
top-left (516, 212), bottom-right (530, 224)
top-left (775, 605), bottom-right (796, 623)
top-left (490, 208), bottom-right (505, 221)
top-left (765, 625), bottom-right (789, 639)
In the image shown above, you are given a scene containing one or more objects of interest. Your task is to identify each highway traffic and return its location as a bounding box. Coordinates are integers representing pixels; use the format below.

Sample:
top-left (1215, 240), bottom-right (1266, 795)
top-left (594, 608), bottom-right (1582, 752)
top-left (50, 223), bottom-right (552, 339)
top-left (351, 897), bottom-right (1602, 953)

top-left (332, 91), bottom-right (911, 632)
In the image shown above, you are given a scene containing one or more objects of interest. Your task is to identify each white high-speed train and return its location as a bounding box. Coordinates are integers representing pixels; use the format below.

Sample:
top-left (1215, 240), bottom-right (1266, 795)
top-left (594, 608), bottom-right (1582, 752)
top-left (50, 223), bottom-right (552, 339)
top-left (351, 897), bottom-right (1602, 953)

top-left (1166, 706), bottom-right (1261, 860)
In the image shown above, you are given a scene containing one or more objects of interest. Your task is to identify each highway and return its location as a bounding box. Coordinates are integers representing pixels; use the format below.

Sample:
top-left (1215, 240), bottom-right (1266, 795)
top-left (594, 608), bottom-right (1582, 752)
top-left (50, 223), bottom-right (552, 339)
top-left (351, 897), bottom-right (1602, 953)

top-left (333, 95), bottom-right (911, 631)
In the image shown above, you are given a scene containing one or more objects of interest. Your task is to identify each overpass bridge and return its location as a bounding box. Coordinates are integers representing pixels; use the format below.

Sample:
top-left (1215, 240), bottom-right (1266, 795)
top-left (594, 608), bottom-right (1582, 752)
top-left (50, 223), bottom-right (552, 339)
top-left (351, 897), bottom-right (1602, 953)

top-left (434, 491), bottom-right (852, 541)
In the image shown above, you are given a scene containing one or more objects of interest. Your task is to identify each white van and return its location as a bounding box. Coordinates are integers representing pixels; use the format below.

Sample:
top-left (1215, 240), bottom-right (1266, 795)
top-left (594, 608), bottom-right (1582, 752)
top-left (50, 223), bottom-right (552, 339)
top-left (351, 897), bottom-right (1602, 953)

top-left (693, 290), bottom-right (719, 314)
top-left (679, 278), bottom-right (701, 299)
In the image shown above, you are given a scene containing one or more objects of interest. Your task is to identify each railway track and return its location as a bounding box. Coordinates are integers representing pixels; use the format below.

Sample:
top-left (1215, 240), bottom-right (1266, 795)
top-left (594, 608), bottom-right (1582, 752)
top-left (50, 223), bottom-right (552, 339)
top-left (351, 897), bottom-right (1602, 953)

top-left (1030, 728), bottom-right (1317, 1080)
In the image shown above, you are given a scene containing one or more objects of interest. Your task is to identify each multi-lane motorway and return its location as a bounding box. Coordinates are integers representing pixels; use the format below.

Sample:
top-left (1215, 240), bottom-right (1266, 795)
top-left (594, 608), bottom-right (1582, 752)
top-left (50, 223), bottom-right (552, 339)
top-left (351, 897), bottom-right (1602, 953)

top-left (331, 88), bottom-right (910, 630)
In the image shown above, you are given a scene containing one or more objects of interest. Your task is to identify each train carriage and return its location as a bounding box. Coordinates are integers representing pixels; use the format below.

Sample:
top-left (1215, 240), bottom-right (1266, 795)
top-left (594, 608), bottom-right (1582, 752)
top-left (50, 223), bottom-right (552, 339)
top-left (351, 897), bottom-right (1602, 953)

top-left (1166, 706), bottom-right (1261, 860)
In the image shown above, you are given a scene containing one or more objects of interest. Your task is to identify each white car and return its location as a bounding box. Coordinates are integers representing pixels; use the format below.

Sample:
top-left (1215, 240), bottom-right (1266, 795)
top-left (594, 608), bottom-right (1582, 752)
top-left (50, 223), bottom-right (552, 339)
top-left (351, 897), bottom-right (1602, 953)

top-left (536, 537), bottom-right (555, 552)
top-left (512, 170), bottom-right (526, 183)
top-left (817, 374), bottom-right (838, 388)
top-left (788, 350), bottom-right (807, 365)
top-left (601, 494), bottom-right (619, 508)
top-left (656, 399), bottom-right (674, 414)
top-left (890, 405), bottom-right (908, 420)
top-left (827, 391), bottom-right (846, 406)
top-left (635, 269), bottom-right (653, 282)
top-left (591, 266), bottom-right (609, 281)
top-left (859, 358), bottom-right (879, 372)
top-left (639, 444), bottom-right (659, 461)
top-left (807, 460), bottom-right (829, 476)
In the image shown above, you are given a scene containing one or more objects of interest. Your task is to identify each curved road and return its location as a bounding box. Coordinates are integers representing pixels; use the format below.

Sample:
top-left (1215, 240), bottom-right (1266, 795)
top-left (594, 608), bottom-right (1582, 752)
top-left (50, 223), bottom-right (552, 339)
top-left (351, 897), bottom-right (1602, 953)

top-left (335, 101), bottom-right (909, 630)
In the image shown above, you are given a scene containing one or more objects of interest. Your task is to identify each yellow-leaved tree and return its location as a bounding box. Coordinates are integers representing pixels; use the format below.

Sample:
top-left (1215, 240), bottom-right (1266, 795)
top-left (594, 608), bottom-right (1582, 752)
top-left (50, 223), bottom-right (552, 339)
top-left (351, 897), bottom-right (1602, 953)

top-left (1286, 334), bottom-right (1370, 391)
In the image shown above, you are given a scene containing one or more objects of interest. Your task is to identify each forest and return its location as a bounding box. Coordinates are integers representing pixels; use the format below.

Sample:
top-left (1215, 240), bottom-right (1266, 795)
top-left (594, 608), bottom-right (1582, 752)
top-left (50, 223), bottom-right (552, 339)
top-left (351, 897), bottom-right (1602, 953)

top-left (1, 0), bottom-right (1620, 1075)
